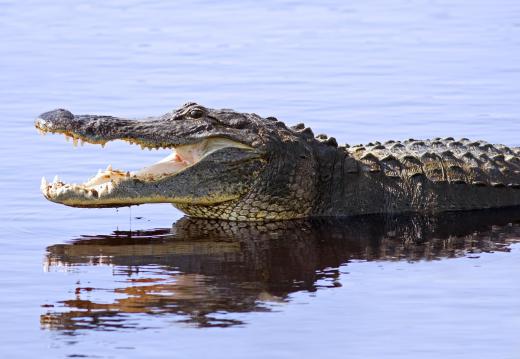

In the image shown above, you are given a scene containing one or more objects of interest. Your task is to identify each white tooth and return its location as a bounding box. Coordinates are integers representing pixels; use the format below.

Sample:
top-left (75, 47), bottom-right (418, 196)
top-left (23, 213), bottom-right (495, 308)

top-left (73, 138), bottom-right (78, 147)
top-left (65, 135), bottom-right (70, 142)
top-left (101, 142), bottom-right (106, 148)
top-left (80, 139), bottom-right (84, 146)
top-left (53, 175), bottom-right (60, 184)
top-left (41, 177), bottom-right (48, 190)
top-left (106, 164), bottom-right (112, 172)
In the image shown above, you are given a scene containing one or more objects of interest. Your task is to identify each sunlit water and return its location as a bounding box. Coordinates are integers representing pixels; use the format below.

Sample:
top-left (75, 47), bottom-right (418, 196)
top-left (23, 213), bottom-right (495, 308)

top-left (1, 1), bottom-right (519, 358)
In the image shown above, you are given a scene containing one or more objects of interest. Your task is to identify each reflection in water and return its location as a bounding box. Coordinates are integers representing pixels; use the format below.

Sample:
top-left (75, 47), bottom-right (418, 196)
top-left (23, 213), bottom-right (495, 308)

top-left (42, 209), bottom-right (520, 331)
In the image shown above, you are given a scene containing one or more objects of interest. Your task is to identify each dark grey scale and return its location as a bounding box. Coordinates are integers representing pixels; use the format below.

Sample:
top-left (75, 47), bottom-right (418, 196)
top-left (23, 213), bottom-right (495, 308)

top-left (495, 144), bottom-right (515, 156)
top-left (379, 154), bottom-right (401, 178)
top-left (325, 137), bottom-right (338, 147)
top-left (430, 140), bottom-right (446, 151)
top-left (384, 140), bottom-right (396, 145)
top-left (459, 138), bottom-right (470, 144)
top-left (343, 155), bottom-right (359, 174)
top-left (466, 141), bottom-right (484, 152)
top-left (459, 152), bottom-right (487, 184)
top-left (447, 141), bottom-right (464, 150)
top-left (446, 141), bottom-right (469, 157)
top-left (479, 153), bottom-right (506, 186)
top-left (359, 153), bottom-right (381, 173)
top-left (442, 137), bottom-right (455, 143)
top-left (300, 127), bottom-right (314, 138)
top-left (492, 154), bottom-right (518, 185)
top-left (316, 133), bottom-right (328, 140)
top-left (399, 154), bottom-right (423, 178)
top-left (505, 155), bottom-right (520, 171)
top-left (371, 144), bottom-right (386, 150)
top-left (389, 143), bottom-right (405, 152)
top-left (440, 150), bottom-right (467, 184)
top-left (352, 146), bottom-right (366, 155)
top-left (479, 143), bottom-right (501, 156)
top-left (291, 123), bottom-right (305, 130)
top-left (420, 152), bottom-right (445, 182)
top-left (406, 140), bottom-right (427, 152)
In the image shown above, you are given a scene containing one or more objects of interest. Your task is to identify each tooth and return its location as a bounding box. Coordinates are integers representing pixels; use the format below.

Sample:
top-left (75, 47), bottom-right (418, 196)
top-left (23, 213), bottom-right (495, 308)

top-left (73, 138), bottom-right (78, 147)
top-left (80, 139), bottom-right (84, 146)
top-left (101, 143), bottom-right (106, 148)
top-left (98, 169), bottom-right (103, 175)
top-left (126, 171), bottom-right (130, 177)
top-left (53, 175), bottom-right (60, 184)
top-left (65, 136), bottom-right (70, 142)
top-left (106, 164), bottom-right (112, 172)
top-left (140, 144), bottom-right (145, 150)
top-left (41, 177), bottom-right (48, 190)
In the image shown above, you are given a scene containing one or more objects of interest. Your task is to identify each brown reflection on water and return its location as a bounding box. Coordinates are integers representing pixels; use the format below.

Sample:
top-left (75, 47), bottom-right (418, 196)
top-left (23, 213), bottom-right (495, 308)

top-left (42, 209), bottom-right (520, 331)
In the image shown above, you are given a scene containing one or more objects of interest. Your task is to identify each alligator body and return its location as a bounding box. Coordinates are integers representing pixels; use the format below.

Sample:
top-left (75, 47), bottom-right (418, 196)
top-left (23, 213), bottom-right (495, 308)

top-left (35, 103), bottom-right (520, 221)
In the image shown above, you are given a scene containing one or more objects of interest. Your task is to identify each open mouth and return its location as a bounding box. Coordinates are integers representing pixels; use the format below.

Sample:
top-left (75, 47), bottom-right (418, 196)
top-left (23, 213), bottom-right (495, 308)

top-left (36, 121), bottom-right (252, 205)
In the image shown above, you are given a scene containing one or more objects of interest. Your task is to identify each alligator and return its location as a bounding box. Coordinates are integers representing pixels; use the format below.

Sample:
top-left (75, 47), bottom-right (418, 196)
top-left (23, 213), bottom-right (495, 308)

top-left (35, 102), bottom-right (520, 221)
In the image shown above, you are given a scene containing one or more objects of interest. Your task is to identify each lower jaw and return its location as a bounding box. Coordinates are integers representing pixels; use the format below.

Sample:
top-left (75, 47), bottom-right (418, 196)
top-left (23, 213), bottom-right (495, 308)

top-left (52, 196), bottom-right (175, 208)
top-left (50, 193), bottom-right (241, 208)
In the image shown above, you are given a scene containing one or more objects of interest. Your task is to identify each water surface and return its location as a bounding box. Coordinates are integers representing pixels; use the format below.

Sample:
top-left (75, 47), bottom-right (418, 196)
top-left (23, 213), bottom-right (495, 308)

top-left (1, 0), bottom-right (519, 358)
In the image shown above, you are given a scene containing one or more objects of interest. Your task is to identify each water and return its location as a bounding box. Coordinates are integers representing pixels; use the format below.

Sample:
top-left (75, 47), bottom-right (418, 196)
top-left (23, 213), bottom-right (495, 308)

top-left (1, 0), bottom-right (519, 358)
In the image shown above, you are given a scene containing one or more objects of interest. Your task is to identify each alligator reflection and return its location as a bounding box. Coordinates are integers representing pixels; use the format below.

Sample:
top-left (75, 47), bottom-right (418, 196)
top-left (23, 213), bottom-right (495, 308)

top-left (42, 209), bottom-right (520, 331)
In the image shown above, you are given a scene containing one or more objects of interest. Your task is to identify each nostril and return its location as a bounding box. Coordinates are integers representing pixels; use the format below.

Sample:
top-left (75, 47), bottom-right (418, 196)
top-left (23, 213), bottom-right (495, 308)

top-left (39, 109), bottom-right (74, 122)
top-left (36, 109), bottom-right (74, 129)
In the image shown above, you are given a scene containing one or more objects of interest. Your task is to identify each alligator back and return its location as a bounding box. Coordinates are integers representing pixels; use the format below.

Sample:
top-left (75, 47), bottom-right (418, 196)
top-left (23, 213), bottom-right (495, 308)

top-left (316, 137), bottom-right (520, 216)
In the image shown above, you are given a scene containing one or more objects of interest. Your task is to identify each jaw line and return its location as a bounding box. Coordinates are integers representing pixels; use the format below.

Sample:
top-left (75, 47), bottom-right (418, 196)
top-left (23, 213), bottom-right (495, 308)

top-left (40, 136), bottom-right (253, 206)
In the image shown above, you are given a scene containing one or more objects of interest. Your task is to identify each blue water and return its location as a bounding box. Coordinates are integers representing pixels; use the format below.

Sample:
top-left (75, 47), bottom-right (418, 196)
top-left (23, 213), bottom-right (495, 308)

top-left (1, 0), bottom-right (520, 358)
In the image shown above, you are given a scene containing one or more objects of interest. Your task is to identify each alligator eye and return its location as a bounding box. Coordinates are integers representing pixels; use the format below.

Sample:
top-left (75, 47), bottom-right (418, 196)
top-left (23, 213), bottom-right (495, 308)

top-left (188, 108), bottom-right (204, 119)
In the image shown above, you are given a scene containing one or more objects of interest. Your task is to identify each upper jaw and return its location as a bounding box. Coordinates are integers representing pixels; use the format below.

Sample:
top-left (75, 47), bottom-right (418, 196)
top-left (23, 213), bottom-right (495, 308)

top-left (35, 109), bottom-right (256, 149)
top-left (36, 108), bottom-right (262, 207)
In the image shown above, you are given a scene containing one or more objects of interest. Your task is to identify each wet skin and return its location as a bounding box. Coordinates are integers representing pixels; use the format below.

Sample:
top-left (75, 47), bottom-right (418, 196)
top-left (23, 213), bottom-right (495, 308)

top-left (36, 103), bottom-right (520, 221)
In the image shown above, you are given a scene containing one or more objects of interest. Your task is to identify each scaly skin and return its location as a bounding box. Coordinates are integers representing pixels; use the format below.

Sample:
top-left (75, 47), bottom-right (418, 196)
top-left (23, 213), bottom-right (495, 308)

top-left (35, 102), bottom-right (520, 220)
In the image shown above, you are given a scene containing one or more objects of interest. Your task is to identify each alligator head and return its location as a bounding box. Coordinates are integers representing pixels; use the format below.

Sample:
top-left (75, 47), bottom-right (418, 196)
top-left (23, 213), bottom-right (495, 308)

top-left (35, 102), bottom-right (319, 220)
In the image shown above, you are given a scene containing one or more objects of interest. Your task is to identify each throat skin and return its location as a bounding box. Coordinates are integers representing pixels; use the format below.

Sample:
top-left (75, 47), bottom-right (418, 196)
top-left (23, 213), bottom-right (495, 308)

top-left (312, 143), bottom-right (520, 217)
